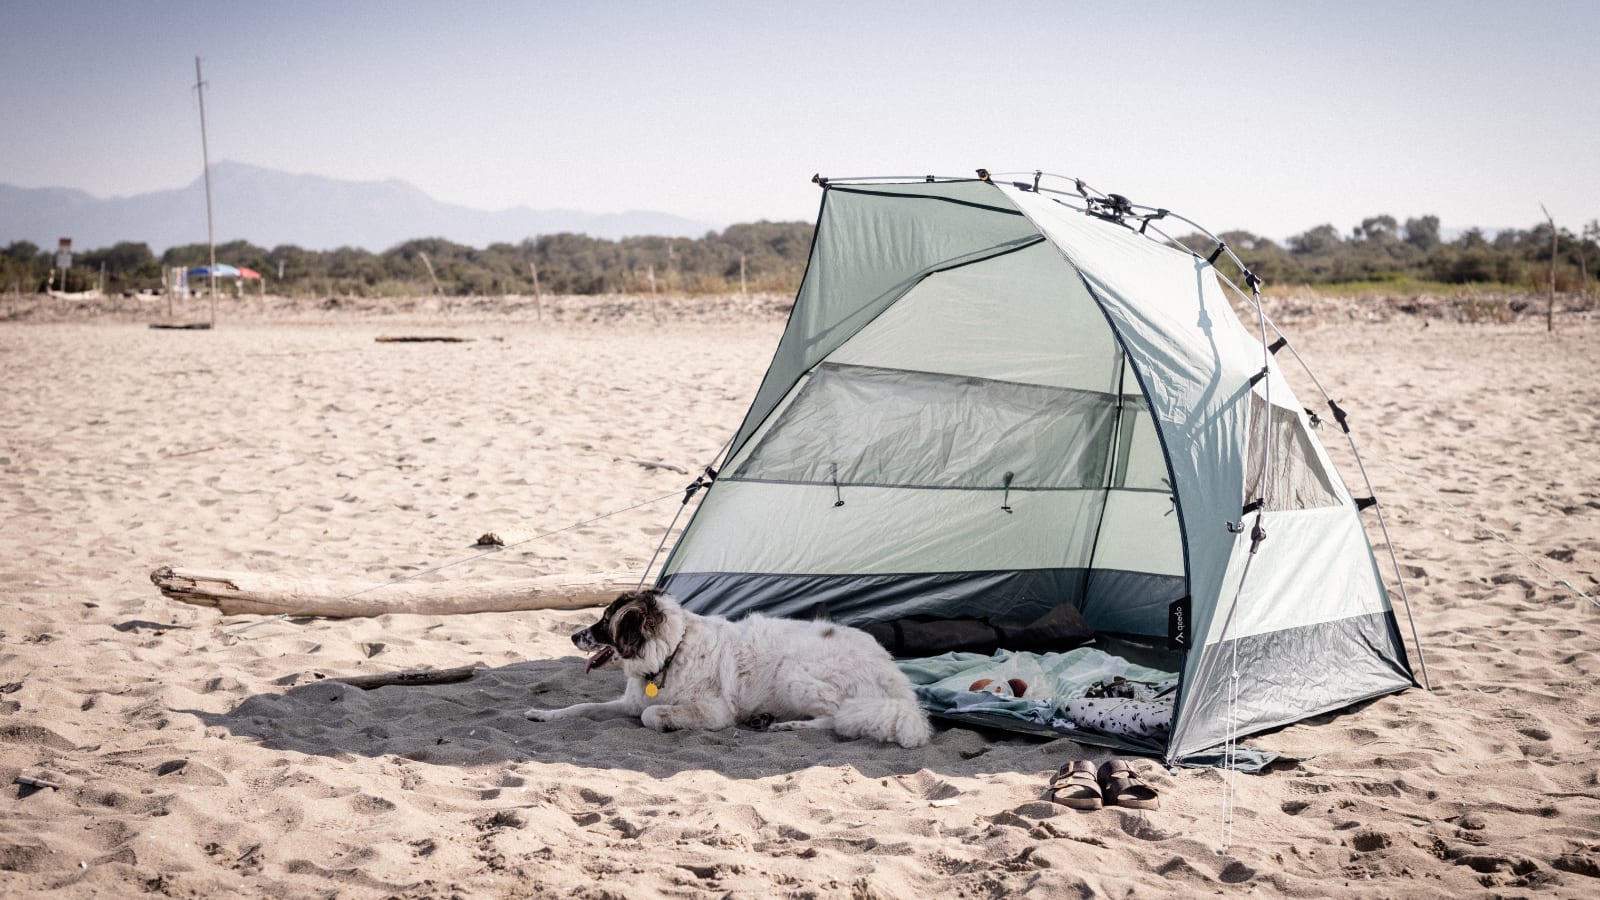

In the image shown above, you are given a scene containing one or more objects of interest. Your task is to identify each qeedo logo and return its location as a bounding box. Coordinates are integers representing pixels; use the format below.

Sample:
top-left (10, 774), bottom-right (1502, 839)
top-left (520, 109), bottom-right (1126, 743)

top-left (1168, 598), bottom-right (1190, 650)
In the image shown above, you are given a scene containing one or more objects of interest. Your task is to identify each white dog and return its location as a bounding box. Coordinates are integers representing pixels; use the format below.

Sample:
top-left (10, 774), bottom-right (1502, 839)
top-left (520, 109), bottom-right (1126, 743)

top-left (524, 589), bottom-right (931, 748)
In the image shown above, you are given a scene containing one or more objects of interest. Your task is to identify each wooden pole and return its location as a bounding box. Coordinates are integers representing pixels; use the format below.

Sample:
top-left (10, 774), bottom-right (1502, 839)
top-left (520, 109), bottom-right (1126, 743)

top-left (1581, 221), bottom-right (1596, 300)
top-left (646, 263), bottom-right (658, 322)
top-left (150, 566), bottom-right (633, 617)
top-left (529, 261), bottom-right (542, 321)
top-left (740, 253), bottom-right (747, 296)
top-left (195, 57), bottom-right (217, 328)
top-left (418, 251), bottom-right (443, 295)
top-left (1580, 232), bottom-right (1589, 298)
top-left (1541, 202), bottom-right (1556, 332)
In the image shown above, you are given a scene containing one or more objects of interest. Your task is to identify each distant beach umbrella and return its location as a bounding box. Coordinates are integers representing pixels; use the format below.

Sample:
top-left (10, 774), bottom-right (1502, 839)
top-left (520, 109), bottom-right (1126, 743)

top-left (187, 264), bottom-right (241, 278)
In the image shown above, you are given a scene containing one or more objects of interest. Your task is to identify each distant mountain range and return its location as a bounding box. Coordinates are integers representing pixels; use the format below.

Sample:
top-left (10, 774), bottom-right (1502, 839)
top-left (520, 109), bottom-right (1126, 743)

top-left (0, 161), bottom-right (716, 252)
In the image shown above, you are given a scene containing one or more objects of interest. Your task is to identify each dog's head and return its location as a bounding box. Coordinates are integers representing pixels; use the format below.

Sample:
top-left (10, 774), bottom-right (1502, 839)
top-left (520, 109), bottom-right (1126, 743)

top-left (572, 589), bottom-right (667, 671)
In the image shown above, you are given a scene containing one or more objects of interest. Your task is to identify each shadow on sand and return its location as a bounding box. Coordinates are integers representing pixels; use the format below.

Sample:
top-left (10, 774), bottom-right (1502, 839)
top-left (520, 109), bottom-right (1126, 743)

top-left (173, 656), bottom-right (1062, 781)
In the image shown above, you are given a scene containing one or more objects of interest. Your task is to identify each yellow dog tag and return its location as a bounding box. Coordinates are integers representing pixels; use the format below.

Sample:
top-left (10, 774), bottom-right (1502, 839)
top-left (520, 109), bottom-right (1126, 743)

top-left (645, 682), bottom-right (660, 698)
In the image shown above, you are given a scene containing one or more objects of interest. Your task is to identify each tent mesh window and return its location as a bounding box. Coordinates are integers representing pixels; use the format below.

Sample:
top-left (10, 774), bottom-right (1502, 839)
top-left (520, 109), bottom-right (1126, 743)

top-left (1243, 392), bottom-right (1342, 511)
top-left (731, 363), bottom-right (1121, 490)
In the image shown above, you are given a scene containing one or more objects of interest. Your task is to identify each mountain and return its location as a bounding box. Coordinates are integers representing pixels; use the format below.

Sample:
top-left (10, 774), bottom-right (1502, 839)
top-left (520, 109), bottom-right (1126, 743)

top-left (0, 162), bottom-right (715, 252)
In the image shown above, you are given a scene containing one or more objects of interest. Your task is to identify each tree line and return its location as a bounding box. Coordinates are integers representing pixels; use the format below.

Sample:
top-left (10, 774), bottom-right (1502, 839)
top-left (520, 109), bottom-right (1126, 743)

top-left (1180, 215), bottom-right (1600, 293)
top-left (4, 214), bottom-right (1597, 298)
top-left (0, 221), bottom-right (814, 298)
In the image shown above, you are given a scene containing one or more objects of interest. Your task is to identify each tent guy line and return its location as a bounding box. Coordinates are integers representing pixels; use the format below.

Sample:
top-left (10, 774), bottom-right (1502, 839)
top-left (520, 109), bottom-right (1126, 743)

top-left (637, 434), bottom-right (737, 591)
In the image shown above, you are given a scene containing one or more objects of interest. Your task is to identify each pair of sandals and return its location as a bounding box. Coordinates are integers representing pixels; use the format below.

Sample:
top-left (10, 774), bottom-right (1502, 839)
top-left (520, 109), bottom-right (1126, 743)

top-left (1049, 759), bottom-right (1159, 810)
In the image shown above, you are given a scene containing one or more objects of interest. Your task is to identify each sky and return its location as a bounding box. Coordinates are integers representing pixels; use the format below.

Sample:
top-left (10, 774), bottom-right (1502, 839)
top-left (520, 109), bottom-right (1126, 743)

top-left (3, 0), bottom-right (1598, 240)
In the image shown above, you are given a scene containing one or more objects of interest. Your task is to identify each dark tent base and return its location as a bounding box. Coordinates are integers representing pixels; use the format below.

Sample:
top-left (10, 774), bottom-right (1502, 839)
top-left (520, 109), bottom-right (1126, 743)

top-left (930, 709), bottom-right (1285, 774)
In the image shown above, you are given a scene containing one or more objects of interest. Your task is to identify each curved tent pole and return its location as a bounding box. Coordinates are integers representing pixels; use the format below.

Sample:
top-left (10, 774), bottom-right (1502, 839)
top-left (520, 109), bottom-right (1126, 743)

top-left (1024, 173), bottom-right (1435, 719)
top-left (1125, 209), bottom-right (1434, 693)
top-left (1162, 237), bottom-right (1435, 693)
top-left (991, 171), bottom-right (1419, 767)
top-left (1250, 310), bottom-right (1434, 691)
top-left (1155, 205), bottom-right (1277, 850)
top-left (1156, 266), bottom-right (1276, 785)
top-left (815, 174), bottom-right (985, 185)
top-left (829, 169), bottom-right (1432, 696)
top-left (995, 170), bottom-right (1282, 774)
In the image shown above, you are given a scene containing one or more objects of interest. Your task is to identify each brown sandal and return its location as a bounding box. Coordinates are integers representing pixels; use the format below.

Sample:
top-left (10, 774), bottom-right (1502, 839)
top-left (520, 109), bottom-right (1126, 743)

top-left (1098, 759), bottom-right (1159, 810)
top-left (1049, 760), bottom-right (1103, 809)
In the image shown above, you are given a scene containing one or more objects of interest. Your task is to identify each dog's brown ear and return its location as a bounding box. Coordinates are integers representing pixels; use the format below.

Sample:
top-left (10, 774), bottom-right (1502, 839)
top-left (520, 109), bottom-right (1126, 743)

top-left (640, 589), bottom-right (666, 632)
top-left (610, 603), bottom-right (649, 659)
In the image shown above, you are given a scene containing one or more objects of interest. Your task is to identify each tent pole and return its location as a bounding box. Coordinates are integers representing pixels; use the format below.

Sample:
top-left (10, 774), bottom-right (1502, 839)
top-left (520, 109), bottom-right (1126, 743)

top-left (1215, 271), bottom-right (1434, 691)
top-left (1334, 421), bottom-right (1434, 690)
top-left (1163, 273), bottom-right (1278, 772)
top-left (1255, 320), bottom-right (1434, 691)
top-left (1139, 216), bottom-right (1435, 692)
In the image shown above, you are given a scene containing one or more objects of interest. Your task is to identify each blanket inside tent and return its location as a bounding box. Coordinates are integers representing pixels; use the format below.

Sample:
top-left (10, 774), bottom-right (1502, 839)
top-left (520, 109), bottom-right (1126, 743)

top-left (899, 647), bottom-right (1176, 740)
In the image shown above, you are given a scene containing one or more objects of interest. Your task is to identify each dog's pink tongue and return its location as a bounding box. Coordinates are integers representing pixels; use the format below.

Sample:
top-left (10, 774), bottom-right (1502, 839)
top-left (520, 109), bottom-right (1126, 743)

top-left (584, 646), bottom-right (615, 673)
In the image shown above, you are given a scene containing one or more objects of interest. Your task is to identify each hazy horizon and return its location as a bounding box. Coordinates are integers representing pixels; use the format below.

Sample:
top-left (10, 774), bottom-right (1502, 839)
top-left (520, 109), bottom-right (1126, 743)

top-left (4, 1), bottom-right (1598, 240)
top-left (0, 160), bottom-right (1533, 250)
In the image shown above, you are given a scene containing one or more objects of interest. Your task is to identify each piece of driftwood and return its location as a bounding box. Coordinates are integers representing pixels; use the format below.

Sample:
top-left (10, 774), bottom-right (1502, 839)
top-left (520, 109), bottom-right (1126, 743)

top-left (374, 335), bottom-right (474, 343)
top-left (163, 444), bottom-right (222, 458)
top-left (334, 665), bottom-right (480, 690)
top-left (629, 459), bottom-right (688, 474)
top-left (150, 566), bottom-right (632, 617)
top-left (15, 775), bottom-right (61, 790)
top-left (149, 322), bottom-right (213, 330)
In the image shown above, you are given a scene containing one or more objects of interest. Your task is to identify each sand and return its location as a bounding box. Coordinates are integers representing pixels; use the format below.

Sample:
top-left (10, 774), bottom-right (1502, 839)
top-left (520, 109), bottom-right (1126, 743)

top-left (1, 294), bottom-right (1597, 898)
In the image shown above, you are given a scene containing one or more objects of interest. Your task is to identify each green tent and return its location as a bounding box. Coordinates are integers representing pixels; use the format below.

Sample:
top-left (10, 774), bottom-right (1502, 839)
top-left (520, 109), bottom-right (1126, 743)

top-left (656, 174), bottom-right (1420, 766)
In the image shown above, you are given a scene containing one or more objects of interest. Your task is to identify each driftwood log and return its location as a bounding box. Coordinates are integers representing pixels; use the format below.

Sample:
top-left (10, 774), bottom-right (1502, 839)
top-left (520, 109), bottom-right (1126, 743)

top-left (334, 665), bottom-right (481, 690)
top-left (150, 566), bottom-right (633, 617)
top-left (374, 335), bottom-right (473, 343)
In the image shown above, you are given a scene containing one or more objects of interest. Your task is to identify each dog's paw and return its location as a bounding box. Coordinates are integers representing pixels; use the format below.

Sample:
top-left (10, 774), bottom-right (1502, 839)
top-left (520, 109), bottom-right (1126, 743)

top-left (640, 706), bottom-right (678, 733)
top-left (745, 713), bottom-right (775, 731)
top-left (524, 707), bottom-right (555, 722)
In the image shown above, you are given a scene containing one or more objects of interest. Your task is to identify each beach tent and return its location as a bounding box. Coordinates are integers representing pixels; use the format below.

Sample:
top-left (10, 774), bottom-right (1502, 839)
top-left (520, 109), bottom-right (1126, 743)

top-left (655, 174), bottom-right (1419, 766)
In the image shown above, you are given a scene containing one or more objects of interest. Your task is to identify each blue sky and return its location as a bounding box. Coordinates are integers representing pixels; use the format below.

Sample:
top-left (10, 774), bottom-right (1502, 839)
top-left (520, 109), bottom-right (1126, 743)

top-left (3, 1), bottom-right (1597, 238)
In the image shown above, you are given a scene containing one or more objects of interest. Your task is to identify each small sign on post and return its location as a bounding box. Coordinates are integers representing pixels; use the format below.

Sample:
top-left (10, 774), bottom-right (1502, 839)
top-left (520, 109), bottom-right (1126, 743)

top-left (55, 237), bottom-right (72, 271)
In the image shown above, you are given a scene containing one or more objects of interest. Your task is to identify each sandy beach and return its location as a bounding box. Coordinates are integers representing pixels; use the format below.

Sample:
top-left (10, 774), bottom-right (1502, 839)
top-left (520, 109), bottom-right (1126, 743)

top-left (1, 294), bottom-right (1597, 897)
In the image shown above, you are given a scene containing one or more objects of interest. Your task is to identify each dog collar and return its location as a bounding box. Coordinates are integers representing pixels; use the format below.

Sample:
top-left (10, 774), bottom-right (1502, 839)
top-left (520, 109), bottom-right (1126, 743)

top-left (642, 642), bottom-right (682, 698)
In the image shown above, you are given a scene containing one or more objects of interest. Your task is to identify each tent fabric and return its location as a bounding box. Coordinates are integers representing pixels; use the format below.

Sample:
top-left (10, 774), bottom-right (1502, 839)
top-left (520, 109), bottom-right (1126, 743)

top-left (734, 362), bottom-right (1123, 490)
top-left (657, 176), bottom-right (1415, 765)
top-left (732, 182), bottom-right (1046, 456)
